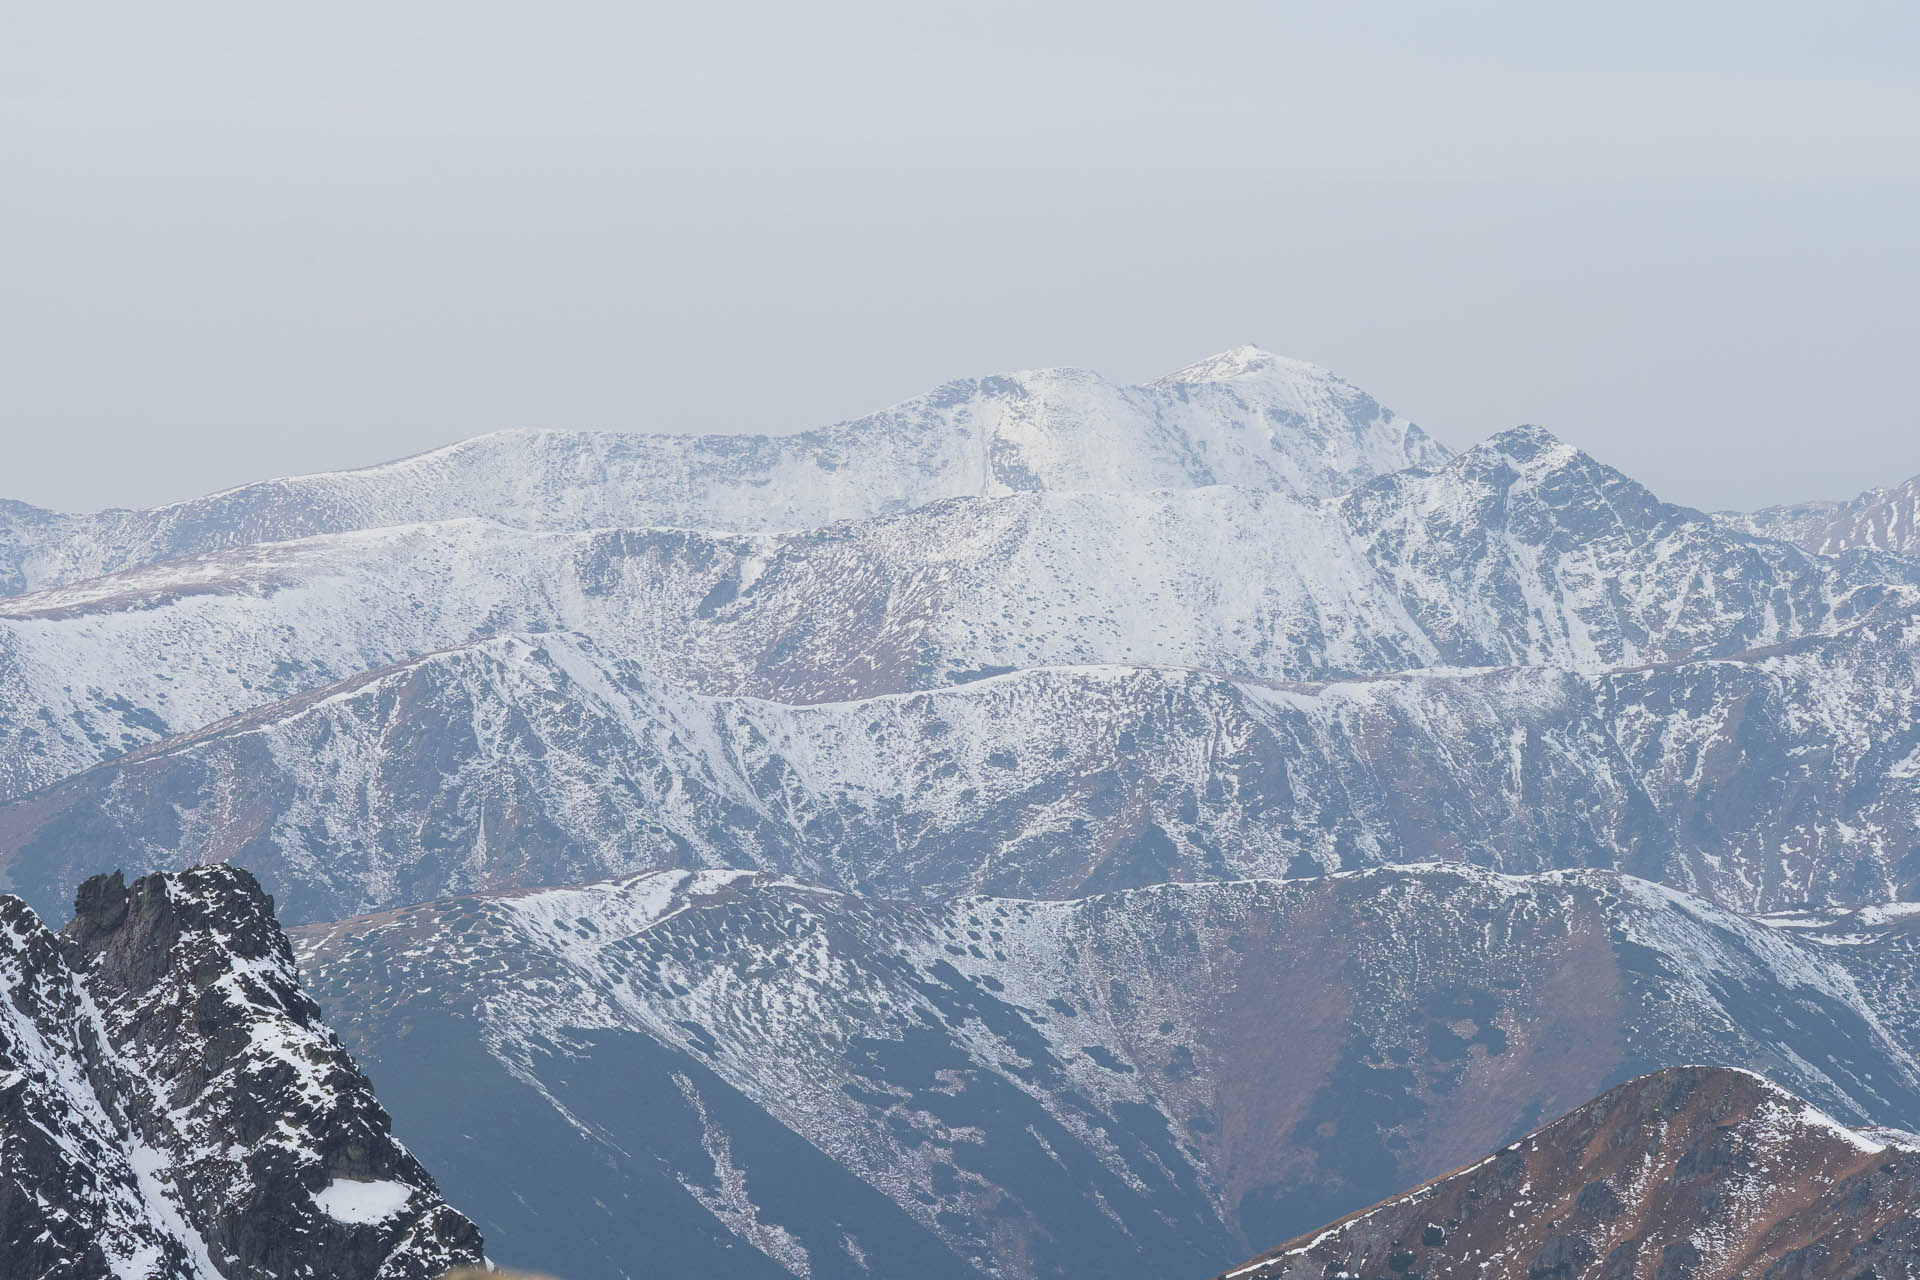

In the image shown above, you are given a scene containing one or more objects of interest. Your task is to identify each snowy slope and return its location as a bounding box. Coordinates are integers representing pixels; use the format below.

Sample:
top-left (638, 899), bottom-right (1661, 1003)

top-left (2, 430), bottom-right (1908, 805)
top-left (0, 865), bottom-right (483, 1279)
top-left (8, 588), bottom-right (1920, 921)
top-left (291, 865), bottom-right (1920, 1280)
top-left (0, 348), bottom-right (1445, 596)
top-left (1755, 902), bottom-right (1920, 1071)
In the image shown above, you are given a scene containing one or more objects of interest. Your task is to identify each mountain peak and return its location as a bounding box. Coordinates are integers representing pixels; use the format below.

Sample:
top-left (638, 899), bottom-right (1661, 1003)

top-left (1481, 423), bottom-right (1572, 457)
top-left (1151, 345), bottom-right (1317, 386)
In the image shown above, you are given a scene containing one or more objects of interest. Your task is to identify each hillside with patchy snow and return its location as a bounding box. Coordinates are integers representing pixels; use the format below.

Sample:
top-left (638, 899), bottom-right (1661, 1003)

top-left (8, 588), bottom-right (1920, 920)
top-left (292, 864), bottom-right (1920, 1279)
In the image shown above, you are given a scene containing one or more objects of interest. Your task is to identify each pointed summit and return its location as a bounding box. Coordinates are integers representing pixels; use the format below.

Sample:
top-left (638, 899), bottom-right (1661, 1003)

top-left (1472, 424), bottom-right (1581, 472)
top-left (1482, 423), bottom-right (1569, 453)
top-left (1437, 424), bottom-right (1668, 515)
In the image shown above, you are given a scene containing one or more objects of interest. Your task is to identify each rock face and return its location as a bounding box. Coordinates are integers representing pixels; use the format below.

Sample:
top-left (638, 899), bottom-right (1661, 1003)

top-left (1226, 1066), bottom-right (1920, 1280)
top-left (1730, 471), bottom-right (1920, 556)
top-left (0, 348), bottom-right (1445, 597)
top-left (0, 864), bottom-right (484, 1279)
top-left (289, 865), bottom-right (1920, 1280)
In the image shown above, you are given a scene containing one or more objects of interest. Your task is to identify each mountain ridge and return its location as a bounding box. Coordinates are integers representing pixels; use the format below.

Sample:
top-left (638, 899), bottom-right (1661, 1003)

top-left (0, 348), bottom-right (1446, 596)
top-left (1224, 1065), bottom-right (1920, 1280)
top-left (1729, 470), bottom-right (1920, 558)
top-left (4, 432), bottom-right (1908, 808)
top-left (7, 580), bottom-right (1920, 922)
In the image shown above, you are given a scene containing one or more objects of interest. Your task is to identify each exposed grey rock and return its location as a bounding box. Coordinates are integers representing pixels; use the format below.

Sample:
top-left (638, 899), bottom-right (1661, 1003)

top-left (0, 865), bottom-right (483, 1279)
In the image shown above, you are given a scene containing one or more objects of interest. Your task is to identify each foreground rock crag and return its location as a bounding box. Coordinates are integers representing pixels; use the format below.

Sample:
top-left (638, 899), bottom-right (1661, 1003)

top-left (1227, 1066), bottom-right (1920, 1280)
top-left (0, 864), bottom-right (483, 1279)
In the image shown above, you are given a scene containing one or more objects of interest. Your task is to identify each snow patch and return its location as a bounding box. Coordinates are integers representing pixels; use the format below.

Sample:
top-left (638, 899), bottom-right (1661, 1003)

top-left (312, 1177), bottom-right (415, 1224)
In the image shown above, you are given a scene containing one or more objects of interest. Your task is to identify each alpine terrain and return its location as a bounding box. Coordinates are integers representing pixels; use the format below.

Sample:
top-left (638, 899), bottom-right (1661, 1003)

top-left (3, 347), bottom-right (1918, 1279)
top-left (1729, 470), bottom-right (1920, 557)
top-left (288, 865), bottom-right (1920, 1279)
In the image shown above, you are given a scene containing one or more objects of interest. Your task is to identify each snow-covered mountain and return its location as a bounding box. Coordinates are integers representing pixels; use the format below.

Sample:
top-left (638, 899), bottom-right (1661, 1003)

top-left (0, 864), bottom-right (484, 1279)
top-left (1230, 1066), bottom-right (1920, 1280)
top-left (8, 588), bottom-right (1920, 922)
top-left (0, 348), bottom-right (1445, 597)
top-left (3, 428), bottom-right (1908, 807)
top-left (1729, 471), bottom-right (1920, 557)
top-left (7, 344), bottom-right (1920, 1280)
top-left (290, 865), bottom-right (1920, 1280)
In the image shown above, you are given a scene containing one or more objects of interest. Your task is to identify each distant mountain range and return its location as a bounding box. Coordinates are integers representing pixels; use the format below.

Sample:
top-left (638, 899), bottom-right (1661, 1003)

top-left (3, 347), bottom-right (1918, 1280)
top-left (0, 348), bottom-right (1443, 597)
top-left (17, 425), bottom-right (1904, 805)
top-left (1729, 471), bottom-right (1920, 557)
top-left (4, 415), bottom-right (1915, 917)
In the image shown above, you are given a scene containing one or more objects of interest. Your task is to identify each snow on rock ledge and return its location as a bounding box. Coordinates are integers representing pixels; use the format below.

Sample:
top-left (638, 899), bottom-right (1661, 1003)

top-left (314, 1178), bottom-right (416, 1225)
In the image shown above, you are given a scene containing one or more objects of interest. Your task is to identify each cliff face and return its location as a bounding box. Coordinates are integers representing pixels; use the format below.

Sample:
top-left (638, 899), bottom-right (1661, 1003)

top-left (0, 864), bottom-right (484, 1279)
top-left (1227, 1066), bottom-right (1920, 1280)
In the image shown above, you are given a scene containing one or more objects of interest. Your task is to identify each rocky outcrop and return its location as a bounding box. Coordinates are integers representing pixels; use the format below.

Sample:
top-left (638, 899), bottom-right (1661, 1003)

top-left (1226, 1066), bottom-right (1920, 1280)
top-left (0, 864), bottom-right (483, 1279)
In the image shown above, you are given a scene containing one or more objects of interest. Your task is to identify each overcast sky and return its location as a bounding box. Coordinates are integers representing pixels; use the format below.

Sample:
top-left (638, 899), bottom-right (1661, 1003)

top-left (4, 1), bottom-right (1918, 514)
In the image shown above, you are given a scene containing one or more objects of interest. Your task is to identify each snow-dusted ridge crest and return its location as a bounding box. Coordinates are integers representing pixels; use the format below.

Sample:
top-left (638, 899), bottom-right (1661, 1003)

top-left (1727, 468), bottom-right (1920, 558)
top-left (1228, 1065), bottom-right (1920, 1280)
top-left (4, 427), bottom-right (1913, 810)
top-left (8, 586), bottom-right (1920, 923)
top-left (0, 346), bottom-right (1446, 595)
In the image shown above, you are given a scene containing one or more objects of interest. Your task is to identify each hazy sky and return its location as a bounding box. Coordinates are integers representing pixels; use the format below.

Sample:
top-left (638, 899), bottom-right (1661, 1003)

top-left (4, 1), bottom-right (1918, 514)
